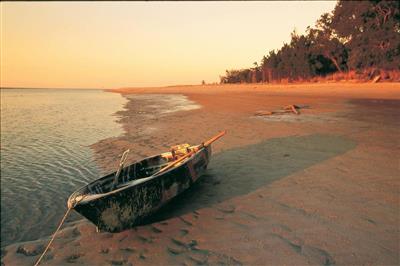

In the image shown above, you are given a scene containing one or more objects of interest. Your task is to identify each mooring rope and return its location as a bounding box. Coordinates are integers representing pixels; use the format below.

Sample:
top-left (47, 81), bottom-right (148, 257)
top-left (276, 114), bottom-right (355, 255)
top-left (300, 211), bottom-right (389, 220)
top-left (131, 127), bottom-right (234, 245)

top-left (34, 195), bottom-right (86, 266)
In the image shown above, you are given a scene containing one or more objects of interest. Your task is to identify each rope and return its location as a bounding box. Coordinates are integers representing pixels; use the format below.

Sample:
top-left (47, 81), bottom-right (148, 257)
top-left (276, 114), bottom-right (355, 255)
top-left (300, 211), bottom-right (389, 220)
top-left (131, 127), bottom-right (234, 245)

top-left (34, 207), bottom-right (71, 266)
top-left (34, 195), bottom-right (86, 266)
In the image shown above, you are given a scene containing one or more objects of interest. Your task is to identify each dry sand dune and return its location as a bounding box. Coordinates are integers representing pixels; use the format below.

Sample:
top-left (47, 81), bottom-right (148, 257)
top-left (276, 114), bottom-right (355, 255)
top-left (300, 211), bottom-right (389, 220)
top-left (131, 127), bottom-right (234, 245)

top-left (2, 82), bottom-right (399, 265)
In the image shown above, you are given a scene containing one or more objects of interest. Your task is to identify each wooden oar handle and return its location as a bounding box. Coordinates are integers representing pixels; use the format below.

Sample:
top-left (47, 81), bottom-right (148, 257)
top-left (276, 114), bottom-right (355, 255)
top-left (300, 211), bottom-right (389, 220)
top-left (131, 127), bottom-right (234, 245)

top-left (203, 131), bottom-right (226, 147)
top-left (157, 150), bottom-right (196, 175)
top-left (154, 131), bottom-right (226, 176)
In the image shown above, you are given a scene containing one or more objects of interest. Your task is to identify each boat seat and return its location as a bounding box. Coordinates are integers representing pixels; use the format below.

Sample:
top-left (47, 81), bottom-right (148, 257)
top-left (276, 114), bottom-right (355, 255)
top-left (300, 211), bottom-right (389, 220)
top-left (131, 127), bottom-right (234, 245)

top-left (143, 163), bottom-right (168, 174)
top-left (115, 162), bottom-right (171, 189)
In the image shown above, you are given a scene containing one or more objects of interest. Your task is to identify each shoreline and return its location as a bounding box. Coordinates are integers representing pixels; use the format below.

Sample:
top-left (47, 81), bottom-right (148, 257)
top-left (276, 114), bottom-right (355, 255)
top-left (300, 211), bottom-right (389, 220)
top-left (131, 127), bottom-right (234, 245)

top-left (0, 89), bottom-right (127, 249)
top-left (109, 82), bottom-right (400, 99)
top-left (3, 82), bottom-right (399, 265)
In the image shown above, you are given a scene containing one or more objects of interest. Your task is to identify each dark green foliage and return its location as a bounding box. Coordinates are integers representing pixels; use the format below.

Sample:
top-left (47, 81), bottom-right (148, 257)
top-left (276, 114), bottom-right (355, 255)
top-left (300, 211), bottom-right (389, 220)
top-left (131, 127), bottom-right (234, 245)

top-left (220, 0), bottom-right (400, 84)
top-left (331, 0), bottom-right (400, 70)
top-left (220, 69), bottom-right (252, 84)
top-left (308, 13), bottom-right (348, 73)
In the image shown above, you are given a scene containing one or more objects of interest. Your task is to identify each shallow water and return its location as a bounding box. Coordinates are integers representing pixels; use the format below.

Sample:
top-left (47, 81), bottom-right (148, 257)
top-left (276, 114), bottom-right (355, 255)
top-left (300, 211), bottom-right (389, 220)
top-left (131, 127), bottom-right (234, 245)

top-left (0, 89), bottom-right (127, 247)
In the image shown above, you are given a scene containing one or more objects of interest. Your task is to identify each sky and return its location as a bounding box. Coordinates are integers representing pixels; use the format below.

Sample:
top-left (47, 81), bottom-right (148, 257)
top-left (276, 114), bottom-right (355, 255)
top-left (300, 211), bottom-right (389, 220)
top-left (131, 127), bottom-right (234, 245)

top-left (1, 1), bottom-right (337, 89)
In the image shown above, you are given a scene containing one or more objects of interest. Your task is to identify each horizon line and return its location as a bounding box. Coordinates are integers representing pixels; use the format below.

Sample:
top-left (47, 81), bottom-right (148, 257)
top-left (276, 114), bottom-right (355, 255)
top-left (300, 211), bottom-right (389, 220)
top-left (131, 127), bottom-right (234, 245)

top-left (0, 84), bottom-right (204, 90)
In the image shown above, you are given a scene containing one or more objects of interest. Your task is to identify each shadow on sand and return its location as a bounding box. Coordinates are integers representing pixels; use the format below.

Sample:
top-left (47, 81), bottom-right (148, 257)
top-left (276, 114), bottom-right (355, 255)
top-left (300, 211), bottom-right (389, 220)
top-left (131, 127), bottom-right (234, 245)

top-left (141, 134), bottom-right (356, 224)
top-left (346, 99), bottom-right (400, 126)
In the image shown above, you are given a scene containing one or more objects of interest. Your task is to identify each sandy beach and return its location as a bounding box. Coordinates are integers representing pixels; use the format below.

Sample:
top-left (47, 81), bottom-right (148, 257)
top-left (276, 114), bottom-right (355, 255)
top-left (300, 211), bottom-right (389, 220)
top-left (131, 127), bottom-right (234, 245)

top-left (2, 82), bottom-right (399, 265)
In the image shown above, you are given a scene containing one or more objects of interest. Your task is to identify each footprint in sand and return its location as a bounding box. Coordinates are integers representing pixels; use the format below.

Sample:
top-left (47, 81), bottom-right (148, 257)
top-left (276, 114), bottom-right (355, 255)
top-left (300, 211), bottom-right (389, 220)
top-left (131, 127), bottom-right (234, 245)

top-left (108, 259), bottom-right (128, 265)
top-left (100, 247), bottom-right (109, 254)
top-left (139, 252), bottom-right (146, 260)
top-left (166, 237), bottom-right (242, 266)
top-left (216, 205), bottom-right (236, 214)
top-left (65, 253), bottom-right (84, 263)
top-left (150, 225), bottom-right (163, 233)
top-left (137, 235), bottom-right (152, 244)
top-left (120, 247), bottom-right (135, 254)
top-left (178, 216), bottom-right (193, 226)
top-left (180, 229), bottom-right (189, 236)
top-left (16, 244), bottom-right (44, 257)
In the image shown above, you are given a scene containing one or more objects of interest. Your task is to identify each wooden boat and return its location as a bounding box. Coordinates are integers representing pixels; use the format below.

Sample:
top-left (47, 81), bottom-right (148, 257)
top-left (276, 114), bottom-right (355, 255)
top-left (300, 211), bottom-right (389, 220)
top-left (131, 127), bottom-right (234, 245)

top-left (67, 131), bottom-right (225, 232)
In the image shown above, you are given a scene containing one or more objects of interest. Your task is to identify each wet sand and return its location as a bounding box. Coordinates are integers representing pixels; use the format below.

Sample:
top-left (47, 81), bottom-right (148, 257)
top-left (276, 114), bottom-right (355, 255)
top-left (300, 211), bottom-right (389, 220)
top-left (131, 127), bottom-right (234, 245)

top-left (2, 82), bottom-right (399, 265)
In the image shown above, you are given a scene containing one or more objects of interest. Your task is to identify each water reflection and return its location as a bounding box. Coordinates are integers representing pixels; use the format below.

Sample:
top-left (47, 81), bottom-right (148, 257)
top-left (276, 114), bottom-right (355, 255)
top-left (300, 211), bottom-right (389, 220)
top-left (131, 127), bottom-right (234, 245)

top-left (0, 89), bottom-right (127, 247)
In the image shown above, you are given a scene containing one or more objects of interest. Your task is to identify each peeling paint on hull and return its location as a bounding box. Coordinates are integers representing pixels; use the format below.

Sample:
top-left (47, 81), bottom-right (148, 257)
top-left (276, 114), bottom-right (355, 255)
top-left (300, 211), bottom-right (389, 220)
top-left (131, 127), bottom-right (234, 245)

top-left (73, 146), bottom-right (211, 232)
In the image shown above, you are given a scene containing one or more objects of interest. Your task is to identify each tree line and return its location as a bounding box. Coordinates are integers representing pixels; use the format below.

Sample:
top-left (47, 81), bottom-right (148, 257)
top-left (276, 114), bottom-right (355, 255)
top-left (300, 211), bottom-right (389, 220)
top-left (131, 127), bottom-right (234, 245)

top-left (220, 0), bottom-right (400, 84)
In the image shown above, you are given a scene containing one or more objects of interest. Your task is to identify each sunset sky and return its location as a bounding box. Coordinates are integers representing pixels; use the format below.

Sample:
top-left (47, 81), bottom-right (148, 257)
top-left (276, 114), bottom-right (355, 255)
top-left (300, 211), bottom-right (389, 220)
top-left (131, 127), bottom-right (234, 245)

top-left (1, 1), bottom-right (337, 89)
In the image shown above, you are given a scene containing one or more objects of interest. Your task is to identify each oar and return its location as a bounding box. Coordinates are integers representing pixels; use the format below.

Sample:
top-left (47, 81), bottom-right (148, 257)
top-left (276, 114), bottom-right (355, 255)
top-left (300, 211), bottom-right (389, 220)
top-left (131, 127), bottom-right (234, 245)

top-left (155, 149), bottom-right (196, 175)
top-left (112, 149), bottom-right (130, 189)
top-left (202, 130), bottom-right (226, 147)
top-left (153, 131), bottom-right (226, 176)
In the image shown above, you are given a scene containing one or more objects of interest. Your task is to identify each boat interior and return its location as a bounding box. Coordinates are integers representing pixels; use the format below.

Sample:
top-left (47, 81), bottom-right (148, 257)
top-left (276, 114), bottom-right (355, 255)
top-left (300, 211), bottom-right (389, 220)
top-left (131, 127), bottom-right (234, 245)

top-left (83, 144), bottom-right (198, 195)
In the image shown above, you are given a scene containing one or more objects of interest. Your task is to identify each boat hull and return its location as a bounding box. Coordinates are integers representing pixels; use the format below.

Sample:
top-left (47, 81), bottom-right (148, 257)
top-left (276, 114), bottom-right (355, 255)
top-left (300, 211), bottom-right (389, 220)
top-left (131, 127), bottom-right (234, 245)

top-left (73, 145), bottom-right (211, 232)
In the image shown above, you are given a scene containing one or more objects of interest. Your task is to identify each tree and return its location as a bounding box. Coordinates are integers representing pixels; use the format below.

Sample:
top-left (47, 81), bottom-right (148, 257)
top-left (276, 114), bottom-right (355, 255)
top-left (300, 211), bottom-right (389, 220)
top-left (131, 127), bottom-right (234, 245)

top-left (331, 0), bottom-right (400, 70)
top-left (307, 14), bottom-right (348, 73)
top-left (220, 0), bottom-right (399, 84)
top-left (288, 30), bottom-right (314, 78)
top-left (220, 69), bottom-right (252, 84)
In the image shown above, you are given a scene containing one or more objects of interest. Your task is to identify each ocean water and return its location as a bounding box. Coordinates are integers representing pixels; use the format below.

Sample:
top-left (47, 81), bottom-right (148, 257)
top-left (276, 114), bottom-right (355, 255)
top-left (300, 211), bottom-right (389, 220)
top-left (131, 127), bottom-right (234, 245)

top-left (0, 89), bottom-right (127, 247)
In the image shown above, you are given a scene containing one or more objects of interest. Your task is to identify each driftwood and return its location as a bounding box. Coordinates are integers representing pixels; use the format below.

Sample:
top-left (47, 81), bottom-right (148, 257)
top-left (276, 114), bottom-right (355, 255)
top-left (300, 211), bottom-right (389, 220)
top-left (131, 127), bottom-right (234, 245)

top-left (255, 104), bottom-right (308, 117)
top-left (372, 75), bottom-right (381, 83)
top-left (284, 104), bottom-right (300, 115)
top-left (254, 111), bottom-right (275, 116)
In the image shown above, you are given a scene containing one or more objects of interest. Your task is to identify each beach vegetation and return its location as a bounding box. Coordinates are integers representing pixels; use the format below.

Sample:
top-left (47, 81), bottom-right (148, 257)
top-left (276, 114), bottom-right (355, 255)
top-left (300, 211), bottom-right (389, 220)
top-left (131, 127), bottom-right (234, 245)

top-left (220, 0), bottom-right (400, 84)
